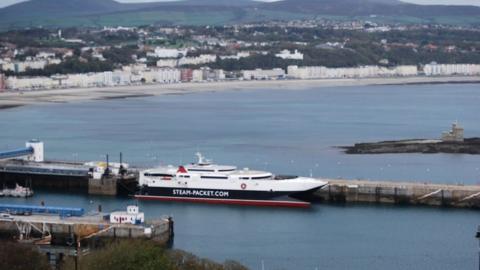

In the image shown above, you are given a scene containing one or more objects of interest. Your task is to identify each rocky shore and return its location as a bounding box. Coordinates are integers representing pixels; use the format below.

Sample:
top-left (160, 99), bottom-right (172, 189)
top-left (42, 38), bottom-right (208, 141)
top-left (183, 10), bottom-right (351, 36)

top-left (341, 138), bottom-right (480, 154)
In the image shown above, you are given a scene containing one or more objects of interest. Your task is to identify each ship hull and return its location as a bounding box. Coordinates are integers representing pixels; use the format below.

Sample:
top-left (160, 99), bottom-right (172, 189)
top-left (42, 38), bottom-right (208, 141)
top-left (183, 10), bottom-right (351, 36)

top-left (135, 186), bottom-right (312, 208)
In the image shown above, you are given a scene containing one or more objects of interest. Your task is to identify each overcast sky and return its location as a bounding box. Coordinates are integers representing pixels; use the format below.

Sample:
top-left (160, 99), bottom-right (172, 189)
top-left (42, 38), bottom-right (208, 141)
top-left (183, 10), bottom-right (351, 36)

top-left (0, 0), bottom-right (479, 8)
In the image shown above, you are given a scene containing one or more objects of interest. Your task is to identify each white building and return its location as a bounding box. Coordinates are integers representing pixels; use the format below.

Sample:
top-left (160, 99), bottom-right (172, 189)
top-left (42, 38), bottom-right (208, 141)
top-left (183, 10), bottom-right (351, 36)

top-left (275, 49), bottom-right (304, 60)
top-left (219, 52), bottom-right (251, 60)
top-left (157, 54), bottom-right (217, 67)
top-left (242, 68), bottom-right (286, 80)
top-left (147, 47), bottom-right (187, 58)
top-left (192, 69), bottom-right (204, 82)
top-left (112, 70), bottom-right (133, 86)
top-left (156, 59), bottom-right (179, 68)
top-left (142, 68), bottom-right (181, 84)
top-left (178, 54), bottom-right (217, 66)
top-left (103, 71), bottom-right (114, 86)
top-left (6, 76), bottom-right (57, 90)
top-left (36, 52), bottom-right (56, 59)
top-left (110, 205), bottom-right (144, 225)
top-left (0, 58), bottom-right (61, 73)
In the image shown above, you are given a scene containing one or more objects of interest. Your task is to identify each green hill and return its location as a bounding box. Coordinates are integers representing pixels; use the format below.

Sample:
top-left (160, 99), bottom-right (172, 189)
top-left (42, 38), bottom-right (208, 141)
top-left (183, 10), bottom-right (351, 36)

top-left (0, 0), bottom-right (479, 30)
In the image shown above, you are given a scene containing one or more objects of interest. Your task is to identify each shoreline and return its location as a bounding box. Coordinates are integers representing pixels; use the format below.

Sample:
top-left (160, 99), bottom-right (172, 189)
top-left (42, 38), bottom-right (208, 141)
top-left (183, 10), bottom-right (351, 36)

top-left (0, 76), bottom-right (479, 109)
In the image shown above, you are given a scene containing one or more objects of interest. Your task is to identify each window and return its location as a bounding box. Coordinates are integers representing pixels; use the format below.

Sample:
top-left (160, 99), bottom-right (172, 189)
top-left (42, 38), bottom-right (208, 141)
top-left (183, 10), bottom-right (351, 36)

top-left (188, 169), bottom-right (215, 172)
top-left (201, 176), bottom-right (228, 179)
top-left (144, 173), bottom-right (173, 177)
top-left (252, 176), bottom-right (272, 180)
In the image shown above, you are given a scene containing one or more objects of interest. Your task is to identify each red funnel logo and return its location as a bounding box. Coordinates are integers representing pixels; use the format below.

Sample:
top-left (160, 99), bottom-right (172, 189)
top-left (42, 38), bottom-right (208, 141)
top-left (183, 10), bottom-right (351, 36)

top-left (177, 166), bottom-right (187, 173)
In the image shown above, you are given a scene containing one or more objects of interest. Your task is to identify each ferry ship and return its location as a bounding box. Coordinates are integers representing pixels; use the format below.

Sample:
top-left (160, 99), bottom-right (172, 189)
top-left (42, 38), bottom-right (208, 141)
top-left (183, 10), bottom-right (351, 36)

top-left (135, 153), bottom-right (328, 208)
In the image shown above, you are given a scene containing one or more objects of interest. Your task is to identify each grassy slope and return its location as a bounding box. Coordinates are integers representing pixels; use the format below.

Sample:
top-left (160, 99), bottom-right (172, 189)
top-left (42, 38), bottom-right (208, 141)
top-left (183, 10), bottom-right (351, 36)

top-left (0, 5), bottom-right (478, 30)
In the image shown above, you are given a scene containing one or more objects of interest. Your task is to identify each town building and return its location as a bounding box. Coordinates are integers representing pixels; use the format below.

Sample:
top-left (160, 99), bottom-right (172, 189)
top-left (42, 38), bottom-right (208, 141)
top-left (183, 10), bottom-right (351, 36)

top-left (180, 68), bottom-right (193, 82)
top-left (6, 76), bottom-right (57, 90)
top-left (147, 47), bottom-right (187, 58)
top-left (192, 69), bottom-right (204, 82)
top-left (0, 58), bottom-right (61, 73)
top-left (0, 73), bottom-right (5, 91)
top-left (142, 68), bottom-right (181, 84)
top-left (275, 49), bottom-right (304, 60)
top-left (156, 59), bottom-right (178, 68)
top-left (178, 54), bottom-right (217, 66)
top-left (242, 68), bottom-right (286, 80)
top-left (219, 52), bottom-right (251, 60)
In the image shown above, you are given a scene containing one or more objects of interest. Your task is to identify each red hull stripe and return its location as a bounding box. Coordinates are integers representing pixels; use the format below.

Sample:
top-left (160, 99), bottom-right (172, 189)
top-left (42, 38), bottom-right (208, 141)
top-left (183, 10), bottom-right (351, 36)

top-left (134, 195), bottom-right (310, 208)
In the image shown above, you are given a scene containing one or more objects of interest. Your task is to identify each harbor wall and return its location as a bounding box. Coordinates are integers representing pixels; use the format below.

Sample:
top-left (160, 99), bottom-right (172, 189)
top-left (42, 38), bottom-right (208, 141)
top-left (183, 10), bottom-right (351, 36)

top-left (0, 171), bottom-right (88, 191)
top-left (314, 179), bottom-right (480, 208)
top-left (0, 160), bottom-right (138, 196)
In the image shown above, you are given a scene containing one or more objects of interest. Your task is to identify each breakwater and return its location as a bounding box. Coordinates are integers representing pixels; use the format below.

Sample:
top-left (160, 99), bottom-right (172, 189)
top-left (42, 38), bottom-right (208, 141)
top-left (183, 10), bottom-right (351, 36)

top-left (341, 138), bottom-right (480, 154)
top-left (315, 179), bottom-right (480, 208)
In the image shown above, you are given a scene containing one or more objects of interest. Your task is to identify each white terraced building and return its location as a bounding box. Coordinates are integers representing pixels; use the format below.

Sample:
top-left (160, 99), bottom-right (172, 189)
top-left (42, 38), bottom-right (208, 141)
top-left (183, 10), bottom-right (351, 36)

top-left (242, 68), bottom-right (286, 80)
top-left (142, 68), bottom-right (181, 84)
top-left (423, 63), bottom-right (480, 76)
top-left (6, 71), bottom-right (127, 90)
top-left (287, 65), bottom-right (418, 79)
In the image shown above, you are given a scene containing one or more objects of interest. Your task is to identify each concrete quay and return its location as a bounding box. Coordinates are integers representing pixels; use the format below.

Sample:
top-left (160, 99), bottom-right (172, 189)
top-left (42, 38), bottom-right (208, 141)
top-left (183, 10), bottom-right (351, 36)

top-left (0, 213), bottom-right (173, 243)
top-left (0, 212), bottom-right (174, 267)
top-left (315, 179), bottom-right (480, 208)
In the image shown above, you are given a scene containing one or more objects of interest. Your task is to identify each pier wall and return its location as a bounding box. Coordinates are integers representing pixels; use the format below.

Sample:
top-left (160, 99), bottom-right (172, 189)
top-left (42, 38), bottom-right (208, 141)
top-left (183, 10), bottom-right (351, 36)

top-left (315, 179), bottom-right (480, 208)
top-left (0, 171), bottom-right (88, 191)
top-left (0, 160), bottom-right (138, 196)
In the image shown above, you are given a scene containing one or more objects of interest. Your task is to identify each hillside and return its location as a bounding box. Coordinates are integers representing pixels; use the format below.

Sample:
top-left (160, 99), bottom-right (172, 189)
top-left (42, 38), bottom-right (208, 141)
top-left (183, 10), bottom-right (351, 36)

top-left (261, 0), bottom-right (480, 17)
top-left (0, 0), bottom-right (479, 30)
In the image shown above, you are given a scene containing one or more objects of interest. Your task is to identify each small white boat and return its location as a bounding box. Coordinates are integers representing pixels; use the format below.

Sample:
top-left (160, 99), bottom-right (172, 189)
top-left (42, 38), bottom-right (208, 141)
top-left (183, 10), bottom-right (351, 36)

top-left (2, 184), bottom-right (34, 198)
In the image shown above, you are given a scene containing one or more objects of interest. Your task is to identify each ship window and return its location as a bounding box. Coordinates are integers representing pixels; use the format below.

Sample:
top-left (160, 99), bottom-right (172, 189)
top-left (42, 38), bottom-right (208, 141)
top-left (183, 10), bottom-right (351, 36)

top-left (179, 175), bottom-right (190, 178)
top-left (252, 176), bottom-right (272, 180)
top-left (239, 177), bottom-right (250, 180)
top-left (218, 169), bottom-right (235, 172)
top-left (144, 173), bottom-right (174, 177)
top-left (188, 169), bottom-right (215, 172)
top-left (201, 176), bottom-right (228, 179)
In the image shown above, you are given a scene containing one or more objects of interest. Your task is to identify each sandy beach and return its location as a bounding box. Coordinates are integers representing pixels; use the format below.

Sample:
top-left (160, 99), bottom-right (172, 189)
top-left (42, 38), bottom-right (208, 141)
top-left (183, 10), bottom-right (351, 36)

top-left (0, 76), bottom-right (479, 109)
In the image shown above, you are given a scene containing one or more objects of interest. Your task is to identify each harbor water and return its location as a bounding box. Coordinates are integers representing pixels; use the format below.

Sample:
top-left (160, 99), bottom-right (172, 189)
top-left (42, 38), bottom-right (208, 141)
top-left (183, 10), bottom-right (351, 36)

top-left (1, 83), bottom-right (480, 269)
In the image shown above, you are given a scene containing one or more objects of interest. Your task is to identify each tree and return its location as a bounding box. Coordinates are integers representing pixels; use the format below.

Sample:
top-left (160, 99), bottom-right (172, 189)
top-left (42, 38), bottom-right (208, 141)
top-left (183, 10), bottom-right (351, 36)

top-left (0, 241), bottom-right (51, 270)
top-left (62, 239), bottom-right (249, 270)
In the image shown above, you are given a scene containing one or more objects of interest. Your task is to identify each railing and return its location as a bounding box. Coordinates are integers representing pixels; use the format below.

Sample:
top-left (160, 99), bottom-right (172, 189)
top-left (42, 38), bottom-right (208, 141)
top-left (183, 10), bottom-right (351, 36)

top-left (0, 147), bottom-right (33, 160)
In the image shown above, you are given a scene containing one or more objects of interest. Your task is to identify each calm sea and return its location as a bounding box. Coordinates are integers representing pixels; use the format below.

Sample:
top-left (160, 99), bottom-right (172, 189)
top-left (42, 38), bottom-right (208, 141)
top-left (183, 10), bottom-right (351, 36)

top-left (1, 83), bottom-right (480, 269)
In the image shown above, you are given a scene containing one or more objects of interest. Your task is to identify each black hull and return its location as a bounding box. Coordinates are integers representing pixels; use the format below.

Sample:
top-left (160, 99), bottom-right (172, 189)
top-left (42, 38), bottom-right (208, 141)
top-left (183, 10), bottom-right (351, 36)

top-left (135, 186), bottom-right (312, 208)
